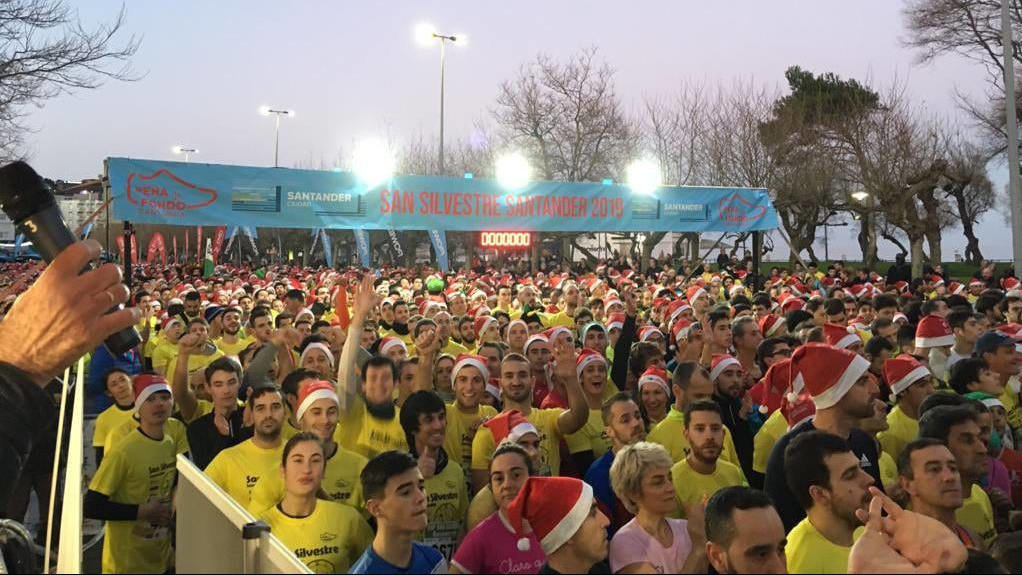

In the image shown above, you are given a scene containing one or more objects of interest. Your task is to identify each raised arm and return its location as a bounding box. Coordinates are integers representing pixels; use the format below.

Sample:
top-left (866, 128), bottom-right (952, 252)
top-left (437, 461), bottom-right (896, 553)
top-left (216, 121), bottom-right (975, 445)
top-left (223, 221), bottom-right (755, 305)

top-left (611, 290), bottom-right (638, 391)
top-left (413, 327), bottom-right (440, 393)
top-left (553, 340), bottom-right (588, 435)
top-left (172, 333), bottom-right (202, 422)
top-left (336, 274), bottom-right (378, 408)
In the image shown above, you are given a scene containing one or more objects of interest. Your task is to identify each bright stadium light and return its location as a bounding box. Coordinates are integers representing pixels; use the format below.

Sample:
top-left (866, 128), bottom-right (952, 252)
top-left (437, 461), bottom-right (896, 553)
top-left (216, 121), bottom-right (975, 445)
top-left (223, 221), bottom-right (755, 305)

top-left (414, 22), bottom-right (437, 46)
top-left (259, 105), bottom-right (271, 116)
top-left (851, 191), bottom-right (870, 202)
top-left (353, 138), bottom-right (396, 188)
top-left (496, 152), bottom-right (531, 190)
top-left (452, 32), bottom-right (468, 47)
top-left (626, 156), bottom-right (661, 195)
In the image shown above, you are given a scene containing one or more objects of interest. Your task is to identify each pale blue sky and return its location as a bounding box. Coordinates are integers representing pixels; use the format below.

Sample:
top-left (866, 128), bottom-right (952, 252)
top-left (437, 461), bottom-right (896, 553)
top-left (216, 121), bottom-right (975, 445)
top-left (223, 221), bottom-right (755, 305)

top-left (28, 1), bottom-right (1008, 261)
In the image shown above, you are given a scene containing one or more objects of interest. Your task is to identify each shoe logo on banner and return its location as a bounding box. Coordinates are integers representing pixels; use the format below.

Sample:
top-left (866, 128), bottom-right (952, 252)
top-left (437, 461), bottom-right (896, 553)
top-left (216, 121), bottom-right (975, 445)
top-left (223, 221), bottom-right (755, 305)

top-left (125, 168), bottom-right (218, 215)
top-left (718, 191), bottom-right (767, 226)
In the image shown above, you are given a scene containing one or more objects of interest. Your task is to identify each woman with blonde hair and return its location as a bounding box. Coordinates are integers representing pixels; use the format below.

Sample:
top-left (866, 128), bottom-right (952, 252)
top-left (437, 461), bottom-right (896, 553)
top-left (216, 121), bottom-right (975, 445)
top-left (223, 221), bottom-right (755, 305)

top-left (608, 441), bottom-right (707, 574)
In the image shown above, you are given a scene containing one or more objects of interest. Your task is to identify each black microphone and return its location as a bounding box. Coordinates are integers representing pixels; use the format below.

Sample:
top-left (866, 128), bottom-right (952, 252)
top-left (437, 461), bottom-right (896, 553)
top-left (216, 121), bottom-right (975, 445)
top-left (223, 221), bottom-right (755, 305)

top-left (0, 161), bottom-right (141, 355)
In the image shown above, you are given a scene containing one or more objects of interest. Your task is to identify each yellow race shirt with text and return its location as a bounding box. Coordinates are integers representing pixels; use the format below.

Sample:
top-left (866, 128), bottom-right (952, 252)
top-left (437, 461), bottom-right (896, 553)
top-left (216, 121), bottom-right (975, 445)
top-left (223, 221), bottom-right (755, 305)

top-left (259, 500), bottom-right (373, 574)
top-left (336, 397), bottom-right (408, 459)
top-left (204, 439), bottom-right (284, 509)
top-left (422, 459), bottom-right (469, 561)
top-left (248, 445), bottom-right (367, 515)
top-left (565, 408), bottom-right (611, 458)
top-left (88, 429), bottom-right (176, 574)
top-left (444, 403), bottom-right (498, 472)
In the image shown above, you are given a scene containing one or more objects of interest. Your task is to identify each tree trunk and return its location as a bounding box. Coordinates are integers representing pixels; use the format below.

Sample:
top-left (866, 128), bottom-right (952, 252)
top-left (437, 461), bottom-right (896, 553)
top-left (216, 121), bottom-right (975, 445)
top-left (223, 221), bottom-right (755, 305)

top-left (910, 235), bottom-right (925, 279)
top-left (925, 228), bottom-right (942, 267)
top-left (950, 191), bottom-right (985, 263)
top-left (857, 216), bottom-right (878, 271)
top-left (571, 239), bottom-right (600, 265)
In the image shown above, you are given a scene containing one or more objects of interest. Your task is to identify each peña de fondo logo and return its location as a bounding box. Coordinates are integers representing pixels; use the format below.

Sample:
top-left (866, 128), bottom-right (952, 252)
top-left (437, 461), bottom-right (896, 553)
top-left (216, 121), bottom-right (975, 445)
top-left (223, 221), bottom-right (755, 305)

top-left (717, 191), bottom-right (767, 225)
top-left (125, 168), bottom-right (218, 214)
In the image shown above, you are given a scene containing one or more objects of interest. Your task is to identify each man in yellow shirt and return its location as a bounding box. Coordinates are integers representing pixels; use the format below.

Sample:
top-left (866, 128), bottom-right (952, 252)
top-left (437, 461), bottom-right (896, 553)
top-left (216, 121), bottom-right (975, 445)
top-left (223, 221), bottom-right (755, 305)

top-left (214, 306), bottom-right (253, 358)
top-left (918, 404), bottom-right (997, 547)
top-left (878, 354), bottom-right (936, 461)
top-left (783, 431), bottom-right (873, 573)
top-left (470, 349), bottom-right (588, 494)
top-left (205, 386), bottom-right (286, 508)
top-left (151, 314), bottom-right (186, 375)
top-left (544, 281), bottom-right (581, 328)
top-left (670, 401), bottom-right (747, 519)
top-left (84, 374), bottom-right (176, 574)
top-left (91, 368), bottom-right (137, 467)
top-left (898, 438), bottom-right (984, 548)
top-left (248, 381), bottom-right (368, 514)
top-left (399, 390), bottom-right (469, 562)
top-left (166, 319), bottom-right (225, 421)
top-left (433, 310), bottom-right (469, 356)
top-left (649, 362), bottom-right (742, 471)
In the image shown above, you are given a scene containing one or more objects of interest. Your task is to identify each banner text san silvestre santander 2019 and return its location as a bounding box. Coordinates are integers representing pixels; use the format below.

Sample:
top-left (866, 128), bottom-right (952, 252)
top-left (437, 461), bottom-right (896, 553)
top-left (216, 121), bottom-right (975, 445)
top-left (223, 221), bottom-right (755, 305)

top-left (106, 157), bottom-right (779, 233)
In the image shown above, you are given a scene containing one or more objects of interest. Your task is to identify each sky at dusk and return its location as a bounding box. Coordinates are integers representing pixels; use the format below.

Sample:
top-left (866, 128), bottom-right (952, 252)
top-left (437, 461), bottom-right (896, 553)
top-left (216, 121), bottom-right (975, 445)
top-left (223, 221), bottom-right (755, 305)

top-left (25, 1), bottom-right (1011, 262)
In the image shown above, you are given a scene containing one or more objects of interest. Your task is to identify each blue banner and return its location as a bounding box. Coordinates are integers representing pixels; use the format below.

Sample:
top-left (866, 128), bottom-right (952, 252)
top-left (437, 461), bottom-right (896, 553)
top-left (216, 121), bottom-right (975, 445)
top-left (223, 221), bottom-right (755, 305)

top-left (106, 157), bottom-right (779, 233)
top-left (353, 229), bottom-right (371, 268)
top-left (428, 230), bottom-right (449, 272)
top-left (81, 221), bottom-right (94, 239)
top-left (224, 225), bottom-right (239, 253)
top-left (321, 229), bottom-right (333, 268)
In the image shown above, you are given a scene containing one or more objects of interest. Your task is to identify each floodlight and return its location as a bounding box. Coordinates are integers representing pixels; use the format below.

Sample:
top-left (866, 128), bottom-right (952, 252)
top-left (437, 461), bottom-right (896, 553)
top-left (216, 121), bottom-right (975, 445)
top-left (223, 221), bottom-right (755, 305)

top-left (452, 33), bottom-right (468, 47)
top-left (414, 22), bottom-right (437, 46)
top-left (626, 157), bottom-right (661, 195)
top-left (496, 152), bottom-right (531, 190)
top-left (259, 105), bottom-right (271, 116)
top-left (353, 139), bottom-right (396, 188)
top-left (851, 191), bottom-right (870, 201)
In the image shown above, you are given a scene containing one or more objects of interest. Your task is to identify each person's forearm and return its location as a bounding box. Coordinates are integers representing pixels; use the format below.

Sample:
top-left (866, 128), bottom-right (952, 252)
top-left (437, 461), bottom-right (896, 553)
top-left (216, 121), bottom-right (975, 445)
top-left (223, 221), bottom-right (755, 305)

top-left (173, 354), bottom-right (197, 421)
top-left (84, 490), bottom-right (140, 521)
top-left (559, 370), bottom-right (589, 434)
top-left (337, 314), bottom-right (365, 407)
top-left (611, 315), bottom-right (637, 390)
top-left (415, 351), bottom-right (436, 392)
top-left (244, 342), bottom-right (278, 388)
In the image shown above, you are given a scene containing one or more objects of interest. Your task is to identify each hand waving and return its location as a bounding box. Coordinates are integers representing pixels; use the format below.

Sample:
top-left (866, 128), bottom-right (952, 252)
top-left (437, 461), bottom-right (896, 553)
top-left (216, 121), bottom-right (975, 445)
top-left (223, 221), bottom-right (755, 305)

top-left (352, 274), bottom-right (380, 320)
top-left (551, 339), bottom-right (578, 381)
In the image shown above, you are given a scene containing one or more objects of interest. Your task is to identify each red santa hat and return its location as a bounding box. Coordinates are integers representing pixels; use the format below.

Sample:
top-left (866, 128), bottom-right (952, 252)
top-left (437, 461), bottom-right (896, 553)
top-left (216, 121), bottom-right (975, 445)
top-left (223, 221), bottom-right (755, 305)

top-left (452, 353), bottom-right (490, 383)
top-left (294, 380), bottom-right (338, 422)
top-left (474, 315), bottom-right (498, 341)
top-left (930, 275), bottom-right (945, 287)
top-left (780, 296), bottom-right (805, 314)
top-left (790, 343), bottom-right (870, 410)
top-left (524, 333), bottom-right (550, 352)
top-left (847, 284), bottom-right (868, 299)
top-left (544, 326), bottom-right (573, 343)
top-left (747, 358), bottom-right (794, 415)
top-left (133, 373), bottom-right (172, 414)
top-left (823, 323), bottom-right (861, 350)
top-left (638, 325), bottom-right (663, 342)
top-left (685, 285), bottom-right (707, 303)
top-left (893, 312), bottom-right (909, 324)
top-left (637, 367), bottom-right (670, 395)
top-left (758, 314), bottom-right (784, 337)
top-left (884, 354), bottom-right (932, 396)
top-left (483, 409), bottom-right (539, 444)
top-left (575, 348), bottom-right (607, 377)
top-left (947, 281), bottom-right (965, 295)
top-left (606, 313), bottom-right (625, 332)
top-left (1003, 277), bottom-right (1021, 292)
top-left (299, 342), bottom-right (335, 368)
top-left (666, 299), bottom-right (691, 325)
top-left (894, 281), bottom-right (909, 293)
top-left (709, 354), bottom-right (742, 382)
top-left (915, 314), bottom-right (954, 348)
top-left (506, 476), bottom-right (595, 554)
top-left (671, 317), bottom-right (693, 341)
top-left (379, 335), bottom-right (407, 356)
top-left (603, 296), bottom-right (623, 314)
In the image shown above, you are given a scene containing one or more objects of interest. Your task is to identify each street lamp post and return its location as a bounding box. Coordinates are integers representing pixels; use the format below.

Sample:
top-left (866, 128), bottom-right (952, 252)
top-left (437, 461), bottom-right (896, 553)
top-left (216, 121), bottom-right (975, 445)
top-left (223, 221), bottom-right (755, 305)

top-left (415, 23), bottom-right (465, 175)
top-left (172, 146), bottom-right (198, 162)
top-left (259, 106), bottom-right (295, 167)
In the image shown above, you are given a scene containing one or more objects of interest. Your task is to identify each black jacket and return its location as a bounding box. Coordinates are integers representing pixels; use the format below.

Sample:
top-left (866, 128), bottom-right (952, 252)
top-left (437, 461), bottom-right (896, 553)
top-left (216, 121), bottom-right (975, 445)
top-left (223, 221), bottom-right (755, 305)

top-left (712, 392), bottom-right (755, 480)
top-left (186, 408), bottom-right (252, 470)
top-left (0, 363), bottom-right (56, 504)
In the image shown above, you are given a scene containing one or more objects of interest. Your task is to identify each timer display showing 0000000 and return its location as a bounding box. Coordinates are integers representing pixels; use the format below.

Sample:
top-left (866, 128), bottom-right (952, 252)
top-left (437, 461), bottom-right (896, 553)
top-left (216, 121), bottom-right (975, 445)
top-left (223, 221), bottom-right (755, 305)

top-left (480, 232), bottom-right (532, 248)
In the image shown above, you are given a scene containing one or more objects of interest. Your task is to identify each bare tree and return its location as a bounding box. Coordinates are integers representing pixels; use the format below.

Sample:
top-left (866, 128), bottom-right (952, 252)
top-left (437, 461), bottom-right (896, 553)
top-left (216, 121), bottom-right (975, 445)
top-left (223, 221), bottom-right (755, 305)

top-left (0, 0), bottom-right (140, 160)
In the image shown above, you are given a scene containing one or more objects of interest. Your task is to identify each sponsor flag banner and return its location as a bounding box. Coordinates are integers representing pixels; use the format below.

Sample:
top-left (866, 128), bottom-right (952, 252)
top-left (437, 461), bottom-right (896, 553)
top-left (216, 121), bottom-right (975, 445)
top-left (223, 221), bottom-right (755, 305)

top-left (115, 234), bottom-right (139, 265)
top-left (428, 230), bottom-right (449, 272)
top-left (147, 232), bottom-right (166, 265)
top-left (321, 229), bottom-right (333, 267)
top-left (13, 233), bottom-right (22, 257)
top-left (107, 157), bottom-right (779, 233)
top-left (203, 238), bottom-right (214, 278)
top-left (196, 225), bottom-right (203, 262)
top-left (184, 229), bottom-right (189, 262)
top-left (211, 226), bottom-right (226, 264)
top-left (242, 226), bottom-right (258, 256)
top-left (173, 235), bottom-right (178, 263)
top-left (353, 229), bottom-right (371, 268)
top-left (310, 228), bottom-right (320, 257)
top-left (223, 226), bottom-right (239, 253)
top-left (387, 229), bottom-right (404, 259)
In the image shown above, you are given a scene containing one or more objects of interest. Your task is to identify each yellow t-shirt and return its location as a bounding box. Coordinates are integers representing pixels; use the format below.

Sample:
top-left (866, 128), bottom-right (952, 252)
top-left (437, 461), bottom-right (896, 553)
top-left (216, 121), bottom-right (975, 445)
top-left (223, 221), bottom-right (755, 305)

top-left (878, 450), bottom-right (898, 490)
top-left (88, 428), bottom-right (176, 574)
top-left (785, 518), bottom-right (863, 574)
top-left (106, 417), bottom-right (190, 456)
top-left (248, 445), bottom-right (367, 515)
top-left (92, 403), bottom-right (136, 449)
top-left (165, 347), bottom-right (225, 396)
top-left (565, 408), bottom-right (611, 458)
top-left (215, 334), bottom-right (255, 358)
top-left (465, 485), bottom-right (499, 531)
top-left (648, 407), bottom-right (743, 473)
top-left (204, 439), bottom-right (284, 509)
top-left (877, 405), bottom-right (918, 462)
top-left (382, 329), bottom-right (415, 347)
top-left (753, 409), bottom-right (787, 475)
top-left (444, 403), bottom-right (498, 472)
top-left (258, 499), bottom-right (373, 574)
top-left (670, 458), bottom-right (747, 519)
top-left (442, 339), bottom-right (470, 356)
top-left (956, 484), bottom-right (996, 547)
top-left (150, 338), bottom-right (178, 375)
top-left (545, 310), bottom-right (576, 328)
top-left (422, 459), bottom-right (469, 561)
top-left (472, 408), bottom-right (564, 476)
top-left (336, 397), bottom-right (408, 459)
top-left (999, 377), bottom-right (1022, 438)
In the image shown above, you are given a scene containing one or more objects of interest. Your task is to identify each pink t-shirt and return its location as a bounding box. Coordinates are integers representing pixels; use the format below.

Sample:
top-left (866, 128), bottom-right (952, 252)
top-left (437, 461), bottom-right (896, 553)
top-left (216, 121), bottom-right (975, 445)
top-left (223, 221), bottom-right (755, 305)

top-left (451, 511), bottom-right (546, 574)
top-left (609, 517), bottom-right (693, 574)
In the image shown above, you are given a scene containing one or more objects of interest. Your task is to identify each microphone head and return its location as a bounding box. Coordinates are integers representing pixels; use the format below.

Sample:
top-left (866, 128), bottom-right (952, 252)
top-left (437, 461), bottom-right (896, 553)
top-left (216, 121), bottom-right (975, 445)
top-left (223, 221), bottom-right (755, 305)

top-left (0, 161), bottom-right (56, 223)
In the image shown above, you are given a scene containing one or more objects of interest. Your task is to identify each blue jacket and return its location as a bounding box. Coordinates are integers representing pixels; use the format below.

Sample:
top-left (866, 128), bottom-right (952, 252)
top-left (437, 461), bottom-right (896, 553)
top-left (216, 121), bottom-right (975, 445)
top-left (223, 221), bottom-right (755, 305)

top-left (86, 344), bottom-right (141, 414)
